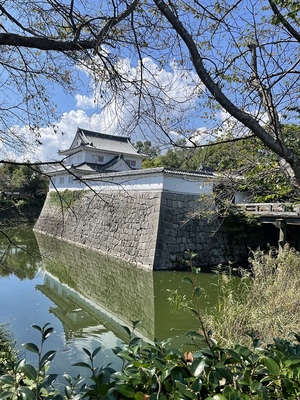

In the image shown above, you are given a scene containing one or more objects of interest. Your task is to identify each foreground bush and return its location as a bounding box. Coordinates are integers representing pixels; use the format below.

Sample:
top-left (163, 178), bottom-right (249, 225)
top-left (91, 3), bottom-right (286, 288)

top-left (204, 245), bottom-right (300, 347)
top-left (0, 325), bottom-right (17, 376)
top-left (0, 323), bottom-right (300, 399)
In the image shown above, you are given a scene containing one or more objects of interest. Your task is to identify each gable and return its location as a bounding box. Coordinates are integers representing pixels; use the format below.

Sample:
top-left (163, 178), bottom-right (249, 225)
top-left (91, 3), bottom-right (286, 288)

top-left (60, 128), bottom-right (145, 159)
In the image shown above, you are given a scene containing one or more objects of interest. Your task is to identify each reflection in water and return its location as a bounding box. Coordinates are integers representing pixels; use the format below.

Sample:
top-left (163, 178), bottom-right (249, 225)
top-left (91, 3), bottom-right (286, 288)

top-left (34, 232), bottom-right (221, 344)
top-left (0, 227), bottom-right (222, 354)
top-left (0, 225), bottom-right (225, 378)
top-left (34, 232), bottom-right (156, 341)
top-left (0, 225), bottom-right (42, 279)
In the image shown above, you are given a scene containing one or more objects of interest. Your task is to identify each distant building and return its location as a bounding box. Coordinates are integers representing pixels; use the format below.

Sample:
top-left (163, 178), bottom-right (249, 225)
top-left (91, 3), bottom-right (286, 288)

top-left (48, 127), bottom-right (146, 189)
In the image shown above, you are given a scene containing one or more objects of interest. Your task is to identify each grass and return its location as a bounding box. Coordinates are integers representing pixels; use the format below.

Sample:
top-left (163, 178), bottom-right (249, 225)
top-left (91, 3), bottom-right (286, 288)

top-left (203, 245), bottom-right (300, 347)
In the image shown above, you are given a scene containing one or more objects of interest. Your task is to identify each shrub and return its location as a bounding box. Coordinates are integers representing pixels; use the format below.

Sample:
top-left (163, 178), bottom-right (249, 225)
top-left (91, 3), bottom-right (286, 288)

top-left (0, 324), bottom-right (18, 375)
top-left (1, 323), bottom-right (300, 399)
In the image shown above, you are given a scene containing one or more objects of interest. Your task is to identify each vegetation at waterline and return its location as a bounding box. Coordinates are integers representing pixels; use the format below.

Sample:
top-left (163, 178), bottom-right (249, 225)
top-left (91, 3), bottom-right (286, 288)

top-left (49, 190), bottom-right (86, 210)
top-left (203, 245), bottom-right (300, 348)
top-left (0, 325), bottom-right (17, 376)
top-left (1, 246), bottom-right (300, 399)
top-left (1, 322), bottom-right (300, 400)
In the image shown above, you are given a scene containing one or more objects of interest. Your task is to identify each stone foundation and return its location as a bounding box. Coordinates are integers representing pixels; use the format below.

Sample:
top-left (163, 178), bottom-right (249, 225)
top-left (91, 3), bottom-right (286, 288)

top-left (34, 189), bottom-right (257, 270)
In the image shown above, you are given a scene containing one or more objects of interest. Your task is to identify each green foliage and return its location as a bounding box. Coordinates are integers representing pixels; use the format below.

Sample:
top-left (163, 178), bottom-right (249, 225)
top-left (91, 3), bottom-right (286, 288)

top-left (1, 247), bottom-right (300, 398)
top-left (0, 323), bottom-right (61, 399)
top-left (49, 190), bottom-right (85, 210)
top-left (144, 128), bottom-right (300, 202)
top-left (1, 323), bottom-right (300, 399)
top-left (0, 326), bottom-right (17, 376)
top-left (220, 208), bottom-right (260, 240)
top-left (134, 141), bottom-right (161, 159)
top-left (204, 245), bottom-right (300, 348)
top-left (0, 163), bottom-right (48, 201)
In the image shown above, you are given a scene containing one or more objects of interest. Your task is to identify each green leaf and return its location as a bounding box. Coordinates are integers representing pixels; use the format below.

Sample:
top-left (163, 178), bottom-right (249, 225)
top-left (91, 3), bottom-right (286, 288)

top-left (112, 371), bottom-right (129, 381)
top-left (40, 350), bottom-right (56, 367)
top-left (135, 392), bottom-right (147, 400)
top-left (115, 351), bottom-right (134, 361)
top-left (115, 384), bottom-right (136, 398)
top-left (212, 395), bottom-right (227, 400)
top-left (65, 385), bottom-right (72, 398)
top-left (250, 380), bottom-right (262, 392)
top-left (132, 320), bottom-right (141, 329)
top-left (92, 346), bottom-right (101, 358)
top-left (22, 363), bottom-right (37, 380)
top-left (194, 287), bottom-right (202, 298)
top-left (0, 374), bottom-right (15, 385)
top-left (82, 347), bottom-right (92, 358)
top-left (63, 373), bottom-right (72, 384)
top-left (182, 277), bottom-right (193, 285)
top-left (264, 357), bottom-right (280, 375)
top-left (43, 327), bottom-right (54, 340)
top-left (19, 386), bottom-right (36, 400)
top-left (154, 359), bottom-right (166, 372)
top-left (191, 378), bottom-right (202, 393)
top-left (0, 391), bottom-right (16, 399)
top-left (190, 359), bottom-right (206, 377)
top-left (130, 337), bottom-right (141, 347)
top-left (72, 361), bottom-right (92, 370)
top-left (226, 349), bottom-right (242, 362)
top-left (23, 342), bottom-right (39, 354)
top-left (175, 381), bottom-right (196, 399)
top-left (122, 325), bottom-right (132, 337)
top-left (161, 368), bottom-right (171, 382)
top-left (40, 373), bottom-right (58, 387)
top-left (31, 324), bottom-right (42, 332)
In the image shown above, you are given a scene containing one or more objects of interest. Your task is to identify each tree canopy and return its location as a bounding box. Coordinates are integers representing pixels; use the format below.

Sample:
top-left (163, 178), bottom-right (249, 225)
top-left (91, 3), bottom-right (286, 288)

top-left (1, 0), bottom-right (300, 192)
top-left (0, 163), bottom-right (48, 199)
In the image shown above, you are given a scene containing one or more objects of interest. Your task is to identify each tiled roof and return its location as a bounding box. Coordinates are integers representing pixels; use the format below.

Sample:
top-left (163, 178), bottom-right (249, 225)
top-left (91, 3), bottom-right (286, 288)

top-left (71, 156), bottom-right (133, 174)
top-left (60, 128), bottom-right (143, 157)
top-left (83, 166), bottom-right (215, 181)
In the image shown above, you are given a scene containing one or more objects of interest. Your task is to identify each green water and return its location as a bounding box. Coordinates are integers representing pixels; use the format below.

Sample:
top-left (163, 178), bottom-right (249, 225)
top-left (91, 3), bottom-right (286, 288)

top-left (0, 224), bottom-right (224, 378)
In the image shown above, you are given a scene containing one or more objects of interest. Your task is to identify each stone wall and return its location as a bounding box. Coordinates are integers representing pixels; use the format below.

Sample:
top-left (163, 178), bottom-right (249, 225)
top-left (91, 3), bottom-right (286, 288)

top-left (154, 192), bottom-right (257, 269)
top-left (34, 188), bottom-right (259, 270)
top-left (34, 189), bottom-right (162, 269)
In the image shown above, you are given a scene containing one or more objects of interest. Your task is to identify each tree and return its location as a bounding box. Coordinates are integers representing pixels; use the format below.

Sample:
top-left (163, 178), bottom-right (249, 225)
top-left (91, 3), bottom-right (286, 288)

top-left (0, 163), bottom-right (48, 199)
top-left (1, 0), bottom-right (300, 193)
top-left (134, 140), bottom-right (161, 158)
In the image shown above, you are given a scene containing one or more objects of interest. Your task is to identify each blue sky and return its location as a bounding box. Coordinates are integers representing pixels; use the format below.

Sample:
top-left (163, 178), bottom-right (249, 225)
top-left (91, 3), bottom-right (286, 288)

top-left (8, 56), bottom-right (217, 162)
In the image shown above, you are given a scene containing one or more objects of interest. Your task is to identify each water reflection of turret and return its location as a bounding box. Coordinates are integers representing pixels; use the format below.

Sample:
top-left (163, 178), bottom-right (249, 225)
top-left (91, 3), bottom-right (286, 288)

top-left (34, 232), bottom-right (155, 341)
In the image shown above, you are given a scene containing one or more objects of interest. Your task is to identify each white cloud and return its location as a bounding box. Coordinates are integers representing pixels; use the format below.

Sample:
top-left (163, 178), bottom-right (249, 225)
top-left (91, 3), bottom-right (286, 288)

top-left (76, 57), bottom-right (203, 145)
top-left (9, 110), bottom-right (104, 162)
top-left (75, 94), bottom-right (96, 109)
top-left (4, 56), bottom-right (206, 162)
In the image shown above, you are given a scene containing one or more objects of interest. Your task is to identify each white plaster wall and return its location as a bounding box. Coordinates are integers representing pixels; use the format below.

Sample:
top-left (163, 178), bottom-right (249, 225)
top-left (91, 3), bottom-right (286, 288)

top-left (49, 170), bottom-right (213, 196)
top-left (50, 174), bottom-right (76, 190)
top-left (162, 175), bottom-right (212, 195)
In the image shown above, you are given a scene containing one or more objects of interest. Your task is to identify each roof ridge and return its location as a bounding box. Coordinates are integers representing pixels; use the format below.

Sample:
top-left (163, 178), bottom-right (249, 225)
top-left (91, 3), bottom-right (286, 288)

top-left (78, 127), bottom-right (130, 141)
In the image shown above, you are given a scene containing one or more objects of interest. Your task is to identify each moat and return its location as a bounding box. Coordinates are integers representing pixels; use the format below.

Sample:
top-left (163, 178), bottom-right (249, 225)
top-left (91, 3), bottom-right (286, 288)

top-left (0, 224), bottom-right (227, 379)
